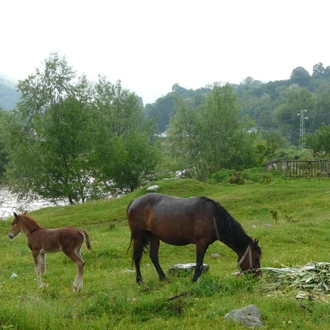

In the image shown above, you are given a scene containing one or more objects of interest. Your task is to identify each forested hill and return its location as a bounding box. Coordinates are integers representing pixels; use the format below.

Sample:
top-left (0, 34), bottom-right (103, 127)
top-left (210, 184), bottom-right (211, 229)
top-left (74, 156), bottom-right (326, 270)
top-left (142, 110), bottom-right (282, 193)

top-left (0, 75), bottom-right (20, 110)
top-left (144, 62), bottom-right (330, 146)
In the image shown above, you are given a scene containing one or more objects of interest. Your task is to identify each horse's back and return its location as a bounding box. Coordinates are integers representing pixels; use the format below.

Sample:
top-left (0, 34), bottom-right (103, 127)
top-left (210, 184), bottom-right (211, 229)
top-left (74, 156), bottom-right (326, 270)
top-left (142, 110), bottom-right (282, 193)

top-left (127, 193), bottom-right (217, 245)
top-left (28, 226), bottom-right (85, 252)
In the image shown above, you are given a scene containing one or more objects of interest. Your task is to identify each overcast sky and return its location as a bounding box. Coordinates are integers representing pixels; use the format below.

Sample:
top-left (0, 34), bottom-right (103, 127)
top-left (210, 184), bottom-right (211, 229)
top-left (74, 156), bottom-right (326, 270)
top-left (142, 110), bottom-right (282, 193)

top-left (1, 0), bottom-right (329, 104)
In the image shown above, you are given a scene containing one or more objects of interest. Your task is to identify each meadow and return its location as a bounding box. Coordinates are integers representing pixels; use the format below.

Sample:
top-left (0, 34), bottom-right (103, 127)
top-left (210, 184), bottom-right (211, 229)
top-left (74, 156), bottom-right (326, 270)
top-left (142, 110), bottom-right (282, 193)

top-left (1, 178), bottom-right (330, 329)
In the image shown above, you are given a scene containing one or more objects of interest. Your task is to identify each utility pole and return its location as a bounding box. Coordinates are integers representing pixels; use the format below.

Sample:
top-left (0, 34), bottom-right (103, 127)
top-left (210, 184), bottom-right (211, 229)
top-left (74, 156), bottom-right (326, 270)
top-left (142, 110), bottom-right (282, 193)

top-left (297, 110), bottom-right (308, 149)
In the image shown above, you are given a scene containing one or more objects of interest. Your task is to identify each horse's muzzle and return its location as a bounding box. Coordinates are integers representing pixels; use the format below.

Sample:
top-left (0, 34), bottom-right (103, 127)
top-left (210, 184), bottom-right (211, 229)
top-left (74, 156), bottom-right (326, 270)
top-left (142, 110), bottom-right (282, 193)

top-left (8, 233), bottom-right (14, 239)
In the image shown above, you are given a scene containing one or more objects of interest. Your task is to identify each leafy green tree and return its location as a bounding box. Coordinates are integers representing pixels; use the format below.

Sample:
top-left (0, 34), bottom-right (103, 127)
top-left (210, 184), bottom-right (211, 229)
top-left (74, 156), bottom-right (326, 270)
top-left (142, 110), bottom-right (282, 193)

top-left (167, 84), bottom-right (257, 179)
top-left (312, 62), bottom-right (325, 78)
top-left (144, 92), bottom-right (179, 133)
top-left (272, 85), bottom-right (314, 145)
top-left (1, 53), bottom-right (160, 203)
top-left (290, 67), bottom-right (311, 87)
top-left (92, 77), bottom-right (160, 192)
top-left (1, 54), bottom-right (96, 204)
top-left (304, 123), bottom-right (330, 157)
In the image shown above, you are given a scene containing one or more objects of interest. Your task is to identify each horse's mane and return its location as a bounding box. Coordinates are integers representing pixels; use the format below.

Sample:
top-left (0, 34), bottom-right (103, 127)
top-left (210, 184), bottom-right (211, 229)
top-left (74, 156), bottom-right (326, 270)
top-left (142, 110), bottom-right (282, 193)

top-left (20, 213), bottom-right (42, 233)
top-left (197, 196), bottom-right (252, 249)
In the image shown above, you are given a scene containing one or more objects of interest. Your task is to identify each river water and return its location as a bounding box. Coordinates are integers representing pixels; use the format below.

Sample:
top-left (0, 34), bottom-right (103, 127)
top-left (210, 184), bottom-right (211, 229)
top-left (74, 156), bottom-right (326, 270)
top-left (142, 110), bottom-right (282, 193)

top-left (0, 187), bottom-right (62, 220)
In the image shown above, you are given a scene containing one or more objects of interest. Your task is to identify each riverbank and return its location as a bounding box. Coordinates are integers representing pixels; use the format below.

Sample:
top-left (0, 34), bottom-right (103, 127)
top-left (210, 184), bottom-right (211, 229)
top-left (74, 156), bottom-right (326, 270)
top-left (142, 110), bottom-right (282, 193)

top-left (0, 187), bottom-right (60, 220)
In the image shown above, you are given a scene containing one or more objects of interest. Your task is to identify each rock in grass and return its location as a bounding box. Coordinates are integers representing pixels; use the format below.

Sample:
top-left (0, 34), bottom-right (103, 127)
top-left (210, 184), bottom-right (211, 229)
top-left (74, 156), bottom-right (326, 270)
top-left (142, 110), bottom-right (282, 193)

top-left (224, 304), bottom-right (262, 328)
top-left (169, 263), bottom-right (209, 276)
top-left (146, 185), bottom-right (160, 191)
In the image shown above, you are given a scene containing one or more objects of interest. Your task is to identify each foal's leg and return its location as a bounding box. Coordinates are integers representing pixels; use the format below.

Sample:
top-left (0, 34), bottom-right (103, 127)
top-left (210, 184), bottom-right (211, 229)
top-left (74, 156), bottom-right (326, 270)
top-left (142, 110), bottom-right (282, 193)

top-left (32, 251), bottom-right (44, 288)
top-left (148, 235), bottom-right (167, 281)
top-left (63, 247), bottom-right (85, 292)
top-left (192, 243), bottom-right (208, 282)
top-left (40, 253), bottom-right (46, 274)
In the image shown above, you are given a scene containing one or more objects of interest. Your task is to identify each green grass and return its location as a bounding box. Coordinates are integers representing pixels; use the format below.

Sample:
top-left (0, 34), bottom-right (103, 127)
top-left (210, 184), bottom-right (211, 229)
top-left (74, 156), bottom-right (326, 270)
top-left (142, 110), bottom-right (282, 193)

top-left (1, 178), bottom-right (330, 329)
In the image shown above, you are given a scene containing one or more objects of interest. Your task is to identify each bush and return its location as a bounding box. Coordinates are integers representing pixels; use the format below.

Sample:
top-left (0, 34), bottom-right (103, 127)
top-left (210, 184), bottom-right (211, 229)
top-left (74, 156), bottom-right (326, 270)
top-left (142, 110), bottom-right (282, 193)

top-left (208, 169), bottom-right (233, 183)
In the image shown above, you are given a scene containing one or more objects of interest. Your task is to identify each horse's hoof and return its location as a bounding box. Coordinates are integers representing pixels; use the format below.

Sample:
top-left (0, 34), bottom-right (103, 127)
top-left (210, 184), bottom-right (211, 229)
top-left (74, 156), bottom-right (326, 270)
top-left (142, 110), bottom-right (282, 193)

top-left (38, 283), bottom-right (49, 289)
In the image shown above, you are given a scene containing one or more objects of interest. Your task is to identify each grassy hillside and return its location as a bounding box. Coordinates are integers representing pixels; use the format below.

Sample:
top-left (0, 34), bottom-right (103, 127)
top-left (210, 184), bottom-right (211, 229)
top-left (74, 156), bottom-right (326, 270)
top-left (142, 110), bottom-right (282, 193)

top-left (1, 178), bottom-right (330, 329)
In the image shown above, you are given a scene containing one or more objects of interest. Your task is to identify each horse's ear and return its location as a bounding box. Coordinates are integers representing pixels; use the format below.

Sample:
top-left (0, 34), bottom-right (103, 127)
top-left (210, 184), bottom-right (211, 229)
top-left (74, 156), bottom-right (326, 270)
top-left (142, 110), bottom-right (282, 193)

top-left (253, 238), bottom-right (259, 245)
top-left (24, 211), bottom-right (27, 215)
top-left (14, 212), bottom-right (18, 218)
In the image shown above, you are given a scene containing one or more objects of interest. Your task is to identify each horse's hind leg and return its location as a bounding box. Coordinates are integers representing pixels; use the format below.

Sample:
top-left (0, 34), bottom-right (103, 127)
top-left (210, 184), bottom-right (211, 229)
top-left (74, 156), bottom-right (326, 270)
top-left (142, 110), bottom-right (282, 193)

top-left (40, 254), bottom-right (46, 274)
top-left (132, 237), bottom-right (144, 285)
top-left (148, 234), bottom-right (167, 281)
top-left (64, 247), bottom-right (85, 292)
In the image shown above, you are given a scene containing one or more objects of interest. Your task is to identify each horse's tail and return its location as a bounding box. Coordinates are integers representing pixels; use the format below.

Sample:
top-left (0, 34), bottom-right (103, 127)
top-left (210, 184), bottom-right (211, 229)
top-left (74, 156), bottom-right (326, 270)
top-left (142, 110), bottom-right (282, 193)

top-left (127, 235), bottom-right (150, 253)
top-left (79, 229), bottom-right (92, 251)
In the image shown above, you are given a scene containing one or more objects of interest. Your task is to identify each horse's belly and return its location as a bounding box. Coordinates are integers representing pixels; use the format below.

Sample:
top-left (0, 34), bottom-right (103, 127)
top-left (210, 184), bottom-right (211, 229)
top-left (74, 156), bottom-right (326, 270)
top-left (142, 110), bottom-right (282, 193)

top-left (40, 246), bottom-right (61, 253)
top-left (156, 231), bottom-right (193, 246)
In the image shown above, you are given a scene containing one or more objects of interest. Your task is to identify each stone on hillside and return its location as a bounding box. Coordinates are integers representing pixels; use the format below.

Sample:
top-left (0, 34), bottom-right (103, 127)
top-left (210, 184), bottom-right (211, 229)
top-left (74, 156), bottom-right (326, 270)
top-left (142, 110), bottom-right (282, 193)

top-left (146, 185), bottom-right (160, 191)
top-left (169, 263), bottom-right (209, 276)
top-left (224, 304), bottom-right (262, 328)
top-left (210, 253), bottom-right (221, 258)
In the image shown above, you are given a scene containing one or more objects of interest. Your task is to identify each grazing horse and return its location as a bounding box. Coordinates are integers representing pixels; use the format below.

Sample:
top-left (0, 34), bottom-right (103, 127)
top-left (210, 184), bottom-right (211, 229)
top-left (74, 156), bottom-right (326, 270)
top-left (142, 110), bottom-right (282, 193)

top-left (127, 193), bottom-right (262, 284)
top-left (8, 212), bottom-right (91, 292)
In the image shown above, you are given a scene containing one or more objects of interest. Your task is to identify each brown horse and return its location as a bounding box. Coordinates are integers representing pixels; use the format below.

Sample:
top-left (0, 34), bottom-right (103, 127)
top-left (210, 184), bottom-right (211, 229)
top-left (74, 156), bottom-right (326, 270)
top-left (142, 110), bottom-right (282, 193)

top-left (127, 193), bottom-right (262, 284)
top-left (8, 212), bottom-right (91, 292)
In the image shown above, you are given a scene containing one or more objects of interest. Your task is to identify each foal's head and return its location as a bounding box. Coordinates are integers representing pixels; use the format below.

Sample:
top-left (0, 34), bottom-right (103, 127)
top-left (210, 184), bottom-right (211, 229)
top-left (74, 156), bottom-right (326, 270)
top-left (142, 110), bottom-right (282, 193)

top-left (8, 212), bottom-right (27, 239)
top-left (238, 238), bottom-right (262, 277)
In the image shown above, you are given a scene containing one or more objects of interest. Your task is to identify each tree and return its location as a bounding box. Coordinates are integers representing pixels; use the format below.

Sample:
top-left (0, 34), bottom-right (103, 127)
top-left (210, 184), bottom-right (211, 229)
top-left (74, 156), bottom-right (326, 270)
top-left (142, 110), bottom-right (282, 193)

top-left (304, 123), bottom-right (330, 157)
top-left (1, 54), bottom-right (96, 204)
top-left (92, 77), bottom-right (160, 192)
top-left (167, 84), bottom-right (257, 179)
top-left (290, 67), bottom-right (311, 87)
top-left (1, 53), bottom-right (160, 203)
top-left (312, 62), bottom-right (325, 78)
top-left (272, 85), bottom-right (314, 145)
top-left (144, 92), bottom-right (179, 133)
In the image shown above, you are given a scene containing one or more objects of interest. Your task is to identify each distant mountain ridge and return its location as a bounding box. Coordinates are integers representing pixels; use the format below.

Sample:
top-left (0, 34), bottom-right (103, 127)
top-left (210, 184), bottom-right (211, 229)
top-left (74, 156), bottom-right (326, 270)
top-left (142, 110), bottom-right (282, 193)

top-left (0, 74), bottom-right (20, 110)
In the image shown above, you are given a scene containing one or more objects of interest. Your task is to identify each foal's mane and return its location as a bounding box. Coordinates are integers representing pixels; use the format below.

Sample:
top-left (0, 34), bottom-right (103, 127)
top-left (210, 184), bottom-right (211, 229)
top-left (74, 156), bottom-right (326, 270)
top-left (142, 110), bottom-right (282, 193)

top-left (197, 196), bottom-right (253, 249)
top-left (19, 213), bottom-right (42, 233)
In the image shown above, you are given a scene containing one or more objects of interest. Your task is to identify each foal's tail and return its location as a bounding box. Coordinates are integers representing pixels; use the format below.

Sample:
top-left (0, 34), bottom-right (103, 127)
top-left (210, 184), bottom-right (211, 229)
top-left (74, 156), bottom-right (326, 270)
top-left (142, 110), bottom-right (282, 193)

top-left (79, 229), bottom-right (92, 251)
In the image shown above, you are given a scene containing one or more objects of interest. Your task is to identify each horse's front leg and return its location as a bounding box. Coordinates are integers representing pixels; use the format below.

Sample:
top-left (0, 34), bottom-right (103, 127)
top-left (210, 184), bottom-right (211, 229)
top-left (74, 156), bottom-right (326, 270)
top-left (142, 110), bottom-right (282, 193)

top-left (192, 243), bottom-right (208, 282)
top-left (32, 251), bottom-right (44, 288)
top-left (149, 236), bottom-right (167, 281)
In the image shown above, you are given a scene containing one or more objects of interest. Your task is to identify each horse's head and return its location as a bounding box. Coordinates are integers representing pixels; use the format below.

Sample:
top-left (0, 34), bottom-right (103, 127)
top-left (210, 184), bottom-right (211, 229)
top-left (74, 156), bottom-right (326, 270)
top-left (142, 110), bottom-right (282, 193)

top-left (237, 238), bottom-right (262, 277)
top-left (8, 212), bottom-right (27, 239)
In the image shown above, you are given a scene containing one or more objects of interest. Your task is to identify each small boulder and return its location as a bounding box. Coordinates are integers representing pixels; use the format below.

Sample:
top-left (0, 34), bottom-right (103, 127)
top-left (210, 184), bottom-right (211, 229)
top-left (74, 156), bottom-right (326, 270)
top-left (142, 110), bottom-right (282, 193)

top-left (146, 185), bottom-right (160, 191)
top-left (224, 304), bottom-right (262, 328)
top-left (169, 263), bottom-right (209, 276)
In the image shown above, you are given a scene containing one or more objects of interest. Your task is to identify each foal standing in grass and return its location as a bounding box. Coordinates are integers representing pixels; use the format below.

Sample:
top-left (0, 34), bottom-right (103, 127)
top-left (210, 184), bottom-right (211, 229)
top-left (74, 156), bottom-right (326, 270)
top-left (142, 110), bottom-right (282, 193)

top-left (8, 212), bottom-right (91, 292)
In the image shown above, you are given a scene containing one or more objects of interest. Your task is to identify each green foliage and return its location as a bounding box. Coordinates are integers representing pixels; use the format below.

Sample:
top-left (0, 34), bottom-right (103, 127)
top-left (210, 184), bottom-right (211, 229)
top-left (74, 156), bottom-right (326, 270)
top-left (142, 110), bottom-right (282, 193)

top-left (167, 84), bottom-right (257, 180)
top-left (146, 62), bottom-right (330, 151)
top-left (304, 123), bottom-right (330, 157)
top-left (208, 169), bottom-right (233, 183)
top-left (228, 171), bottom-right (245, 185)
top-left (0, 54), bottom-right (159, 202)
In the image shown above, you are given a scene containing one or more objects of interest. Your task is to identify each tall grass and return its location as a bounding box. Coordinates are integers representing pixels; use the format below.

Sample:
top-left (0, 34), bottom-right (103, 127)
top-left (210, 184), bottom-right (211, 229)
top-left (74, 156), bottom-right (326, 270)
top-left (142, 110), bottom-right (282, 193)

top-left (1, 178), bottom-right (330, 329)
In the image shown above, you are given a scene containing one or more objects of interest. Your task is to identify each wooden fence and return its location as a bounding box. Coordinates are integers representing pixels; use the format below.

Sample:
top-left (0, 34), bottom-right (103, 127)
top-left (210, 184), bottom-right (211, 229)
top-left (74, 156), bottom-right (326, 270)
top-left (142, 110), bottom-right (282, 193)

top-left (264, 159), bottom-right (330, 178)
